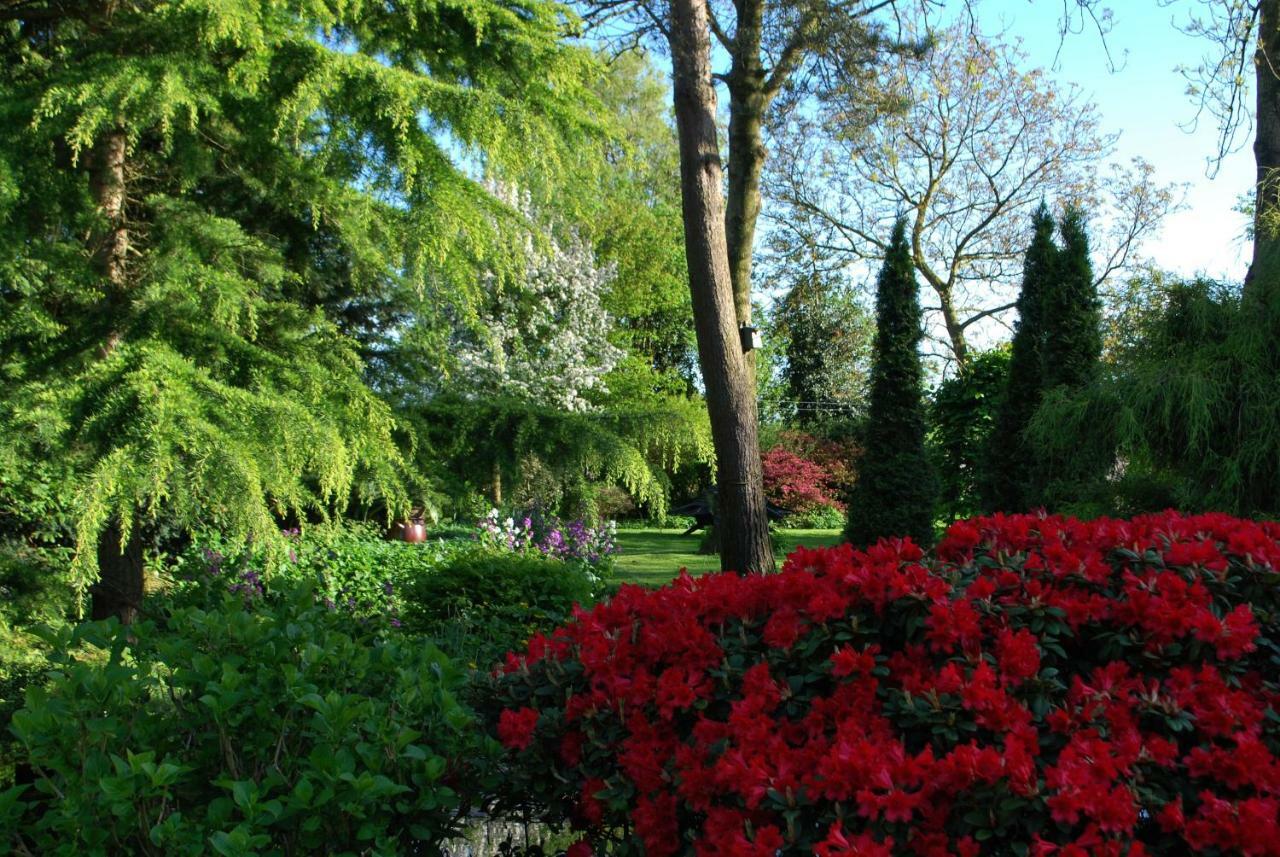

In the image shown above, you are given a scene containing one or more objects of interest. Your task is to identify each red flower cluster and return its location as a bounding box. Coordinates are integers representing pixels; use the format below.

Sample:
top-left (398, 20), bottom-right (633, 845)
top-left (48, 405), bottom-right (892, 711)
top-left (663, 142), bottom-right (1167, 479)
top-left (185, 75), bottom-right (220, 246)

top-left (488, 512), bottom-right (1280, 856)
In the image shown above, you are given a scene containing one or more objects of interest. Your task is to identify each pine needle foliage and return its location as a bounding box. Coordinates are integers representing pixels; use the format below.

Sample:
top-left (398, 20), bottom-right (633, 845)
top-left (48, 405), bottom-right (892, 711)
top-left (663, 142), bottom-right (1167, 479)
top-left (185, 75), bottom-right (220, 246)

top-left (932, 346), bottom-right (1010, 521)
top-left (0, 0), bottom-right (600, 602)
top-left (984, 203), bottom-right (1056, 512)
top-left (1042, 207), bottom-right (1103, 392)
top-left (845, 219), bottom-right (937, 548)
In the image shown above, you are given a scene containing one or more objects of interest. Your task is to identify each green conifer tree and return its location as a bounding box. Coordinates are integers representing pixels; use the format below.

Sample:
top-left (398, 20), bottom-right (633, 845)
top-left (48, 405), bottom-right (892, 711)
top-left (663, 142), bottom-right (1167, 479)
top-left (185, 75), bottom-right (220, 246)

top-left (1042, 207), bottom-right (1102, 391)
top-left (772, 270), bottom-right (873, 428)
top-left (1033, 206), bottom-right (1104, 505)
top-left (0, 1), bottom-right (596, 620)
top-left (983, 203), bottom-right (1057, 512)
top-left (845, 219), bottom-right (936, 547)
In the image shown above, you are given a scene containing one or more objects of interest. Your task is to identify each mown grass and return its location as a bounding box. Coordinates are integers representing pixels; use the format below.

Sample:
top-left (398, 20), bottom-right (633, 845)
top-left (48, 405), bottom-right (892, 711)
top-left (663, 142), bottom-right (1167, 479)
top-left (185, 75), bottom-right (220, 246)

top-left (612, 528), bottom-right (844, 587)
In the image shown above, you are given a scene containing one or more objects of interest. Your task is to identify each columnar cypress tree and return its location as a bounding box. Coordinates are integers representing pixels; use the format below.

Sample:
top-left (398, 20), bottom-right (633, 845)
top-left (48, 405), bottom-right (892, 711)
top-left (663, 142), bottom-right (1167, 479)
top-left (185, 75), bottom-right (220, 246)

top-left (845, 219), bottom-right (936, 547)
top-left (983, 204), bottom-right (1057, 512)
top-left (1033, 206), bottom-right (1103, 502)
top-left (1042, 207), bottom-right (1102, 391)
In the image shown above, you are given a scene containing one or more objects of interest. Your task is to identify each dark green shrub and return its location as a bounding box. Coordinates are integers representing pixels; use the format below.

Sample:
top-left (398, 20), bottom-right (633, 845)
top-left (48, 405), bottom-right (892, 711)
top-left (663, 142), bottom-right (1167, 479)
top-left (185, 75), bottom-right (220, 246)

top-left (400, 550), bottom-right (602, 669)
top-left (2, 584), bottom-right (494, 855)
top-left (0, 540), bottom-right (75, 787)
top-left (984, 203), bottom-right (1055, 513)
top-left (1032, 277), bottom-right (1280, 519)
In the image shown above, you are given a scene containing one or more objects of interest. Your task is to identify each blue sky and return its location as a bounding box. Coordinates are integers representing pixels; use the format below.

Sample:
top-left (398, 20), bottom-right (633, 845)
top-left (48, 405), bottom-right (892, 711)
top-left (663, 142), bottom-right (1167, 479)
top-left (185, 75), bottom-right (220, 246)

top-left (974, 0), bottom-right (1255, 281)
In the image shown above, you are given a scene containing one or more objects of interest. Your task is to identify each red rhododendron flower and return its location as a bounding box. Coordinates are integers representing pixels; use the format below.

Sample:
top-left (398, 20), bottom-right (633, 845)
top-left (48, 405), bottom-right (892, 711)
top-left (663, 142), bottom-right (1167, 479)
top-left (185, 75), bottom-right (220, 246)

top-left (490, 512), bottom-right (1280, 856)
top-left (496, 706), bottom-right (540, 751)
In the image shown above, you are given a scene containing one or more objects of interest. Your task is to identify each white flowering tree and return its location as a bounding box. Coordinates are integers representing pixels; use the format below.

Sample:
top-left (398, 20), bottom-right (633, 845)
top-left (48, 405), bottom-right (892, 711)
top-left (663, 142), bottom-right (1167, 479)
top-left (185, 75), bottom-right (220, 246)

top-left (454, 190), bottom-right (623, 412)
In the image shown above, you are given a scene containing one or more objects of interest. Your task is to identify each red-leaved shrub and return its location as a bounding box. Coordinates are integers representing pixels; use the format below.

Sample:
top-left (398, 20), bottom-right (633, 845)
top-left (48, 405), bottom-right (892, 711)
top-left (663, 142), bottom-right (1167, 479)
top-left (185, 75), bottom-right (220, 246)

top-left (483, 512), bottom-right (1280, 856)
top-left (762, 445), bottom-right (846, 513)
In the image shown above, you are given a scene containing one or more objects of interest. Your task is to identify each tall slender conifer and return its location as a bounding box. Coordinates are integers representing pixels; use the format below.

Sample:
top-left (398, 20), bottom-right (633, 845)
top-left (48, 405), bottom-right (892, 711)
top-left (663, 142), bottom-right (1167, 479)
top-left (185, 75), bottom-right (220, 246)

top-left (984, 204), bottom-right (1057, 512)
top-left (845, 219), bottom-right (936, 547)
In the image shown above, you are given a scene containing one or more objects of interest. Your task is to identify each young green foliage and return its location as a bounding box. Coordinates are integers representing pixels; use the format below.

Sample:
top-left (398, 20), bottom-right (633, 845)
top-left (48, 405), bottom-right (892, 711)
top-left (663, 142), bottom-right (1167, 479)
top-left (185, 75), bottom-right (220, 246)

top-left (769, 270), bottom-right (873, 428)
top-left (4, 584), bottom-right (492, 854)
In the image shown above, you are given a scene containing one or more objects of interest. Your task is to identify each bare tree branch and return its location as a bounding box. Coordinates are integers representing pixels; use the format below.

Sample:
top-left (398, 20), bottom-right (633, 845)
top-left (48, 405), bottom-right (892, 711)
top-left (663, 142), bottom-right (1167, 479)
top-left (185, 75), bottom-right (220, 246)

top-left (763, 18), bottom-right (1178, 371)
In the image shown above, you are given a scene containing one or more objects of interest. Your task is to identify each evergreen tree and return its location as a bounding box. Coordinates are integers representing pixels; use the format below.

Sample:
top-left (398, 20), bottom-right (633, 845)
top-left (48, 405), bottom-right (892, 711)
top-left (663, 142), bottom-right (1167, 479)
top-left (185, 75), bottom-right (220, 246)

top-left (983, 204), bottom-right (1057, 512)
top-left (1030, 276), bottom-right (1280, 518)
top-left (1033, 206), bottom-right (1104, 504)
top-left (845, 220), bottom-right (936, 547)
top-left (1043, 207), bottom-right (1102, 391)
top-left (771, 271), bottom-right (873, 428)
top-left (0, 1), bottom-right (596, 620)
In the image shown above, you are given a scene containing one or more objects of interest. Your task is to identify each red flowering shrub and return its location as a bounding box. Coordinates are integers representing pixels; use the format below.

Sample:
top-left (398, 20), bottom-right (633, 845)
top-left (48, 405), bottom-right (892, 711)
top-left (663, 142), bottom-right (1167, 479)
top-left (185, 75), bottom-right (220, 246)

top-left (762, 445), bottom-right (846, 514)
top-left (482, 512), bottom-right (1280, 856)
top-left (774, 431), bottom-right (859, 487)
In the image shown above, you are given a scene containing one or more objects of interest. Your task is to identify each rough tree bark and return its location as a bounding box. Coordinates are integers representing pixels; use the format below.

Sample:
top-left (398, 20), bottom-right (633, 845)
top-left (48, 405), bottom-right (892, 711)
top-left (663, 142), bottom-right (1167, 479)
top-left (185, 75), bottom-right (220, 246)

top-left (1248, 0), bottom-right (1280, 301)
top-left (90, 127), bottom-right (129, 352)
top-left (668, 0), bottom-right (775, 574)
top-left (91, 518), bottom-right (145, 624)
top-left (724, 5), bottom-right (767, 328)
top-left (88, 125), bottom-right (145, 623)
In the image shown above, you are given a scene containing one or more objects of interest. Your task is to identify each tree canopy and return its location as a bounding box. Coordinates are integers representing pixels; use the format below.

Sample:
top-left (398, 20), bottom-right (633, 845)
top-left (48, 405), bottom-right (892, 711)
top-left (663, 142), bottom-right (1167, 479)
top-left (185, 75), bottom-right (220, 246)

top-left (0, 0), bottom-right (600, 615)
top-left (766, 21), bottom-right (1177, 372)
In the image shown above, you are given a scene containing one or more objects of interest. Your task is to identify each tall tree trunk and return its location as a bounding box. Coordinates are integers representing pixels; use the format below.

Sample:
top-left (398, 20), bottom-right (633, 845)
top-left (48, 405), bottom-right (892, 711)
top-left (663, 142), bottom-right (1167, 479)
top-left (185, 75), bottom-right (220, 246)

top-left (91, 519), bottom-right (144, 624)
top-left (1248, 0), bottom-right (1280, 304)
top-left (88, 127), bottom-right (143, 622)
top-left (668, 0), bottom-right (775, 574)
top-left (90, 128), bottom-right (129, 354)
top-left (724, 1), bottom-right (766, 329)
top-left (937, 290), bottom-right (969, 370)
top-left (911, 214), bottom-right (970, 370)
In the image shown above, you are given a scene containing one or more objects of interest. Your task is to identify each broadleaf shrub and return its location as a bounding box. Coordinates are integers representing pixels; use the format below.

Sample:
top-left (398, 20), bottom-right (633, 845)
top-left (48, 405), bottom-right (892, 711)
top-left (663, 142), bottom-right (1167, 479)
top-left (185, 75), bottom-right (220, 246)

top-left (3, 583), bottom-right (494, 855)
top-left (784, 503), bottom-right (847, 530)
top-left (400, 549), bottom-right (606, 670)
top-left (484, 512), bottom-right (1280, 856)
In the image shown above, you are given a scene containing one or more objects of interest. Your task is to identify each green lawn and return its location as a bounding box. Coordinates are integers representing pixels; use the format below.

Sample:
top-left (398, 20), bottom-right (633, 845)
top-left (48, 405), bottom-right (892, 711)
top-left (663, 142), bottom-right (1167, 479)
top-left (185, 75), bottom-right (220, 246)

top-left (613, 528), bottom-right (844, 586)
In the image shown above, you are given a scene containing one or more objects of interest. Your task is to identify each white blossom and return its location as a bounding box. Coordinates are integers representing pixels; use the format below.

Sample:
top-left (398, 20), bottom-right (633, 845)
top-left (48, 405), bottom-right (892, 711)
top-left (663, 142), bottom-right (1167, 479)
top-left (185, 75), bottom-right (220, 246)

top-left (453, 186), bottom-right (623, 411)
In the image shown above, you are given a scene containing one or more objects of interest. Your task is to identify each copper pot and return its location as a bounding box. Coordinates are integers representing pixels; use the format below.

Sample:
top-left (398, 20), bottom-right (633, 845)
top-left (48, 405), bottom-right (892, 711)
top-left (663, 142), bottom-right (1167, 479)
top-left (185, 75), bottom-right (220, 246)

top-left (396, 520), bottom-right (426, 544)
